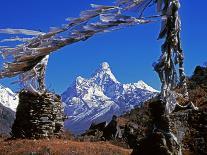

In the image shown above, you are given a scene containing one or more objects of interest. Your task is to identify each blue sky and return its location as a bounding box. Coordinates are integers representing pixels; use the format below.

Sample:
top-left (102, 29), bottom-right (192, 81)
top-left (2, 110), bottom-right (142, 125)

top-left (0, 0), bottom-right (207, 94)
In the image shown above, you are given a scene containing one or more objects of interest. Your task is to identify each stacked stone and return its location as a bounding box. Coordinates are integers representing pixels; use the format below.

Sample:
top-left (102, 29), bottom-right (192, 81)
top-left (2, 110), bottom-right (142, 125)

top-left (132, 97), bottom-right (181, 155)
top-left (11, 90), bottom-right (66, 139)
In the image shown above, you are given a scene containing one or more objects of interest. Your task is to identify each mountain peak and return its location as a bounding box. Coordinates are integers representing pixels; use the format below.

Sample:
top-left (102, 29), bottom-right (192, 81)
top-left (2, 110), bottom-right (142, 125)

top-left (76, 76), bottom-right (85, 84)
top-left (92, 62), bottom-right (119, 84)
top-left (101, 62), bottom-right (110, 70)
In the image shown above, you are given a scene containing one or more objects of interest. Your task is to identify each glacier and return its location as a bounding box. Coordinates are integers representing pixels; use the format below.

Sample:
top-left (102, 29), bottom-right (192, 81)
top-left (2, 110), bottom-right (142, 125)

top-left (62, 62), bottom-right (158, 134)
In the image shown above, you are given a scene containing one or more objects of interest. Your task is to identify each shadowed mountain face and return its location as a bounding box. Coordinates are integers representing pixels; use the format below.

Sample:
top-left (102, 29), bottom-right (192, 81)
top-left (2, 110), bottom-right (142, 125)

top-left (0, 85), bottom-right (18, 136)
top-left (0, 103), bottom-right (15, 136)
top-left (62, 62), bottom-right (158, 134)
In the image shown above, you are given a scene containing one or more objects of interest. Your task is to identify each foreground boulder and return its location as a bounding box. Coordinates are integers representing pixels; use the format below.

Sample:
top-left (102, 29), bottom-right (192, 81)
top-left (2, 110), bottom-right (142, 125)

top-left (12, 90), bottom-right (65, 139)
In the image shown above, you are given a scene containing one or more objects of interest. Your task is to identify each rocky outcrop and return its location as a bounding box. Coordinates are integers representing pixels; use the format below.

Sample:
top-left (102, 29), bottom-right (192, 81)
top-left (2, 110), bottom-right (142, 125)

top-left (11, 90), bottom-right (66, 139)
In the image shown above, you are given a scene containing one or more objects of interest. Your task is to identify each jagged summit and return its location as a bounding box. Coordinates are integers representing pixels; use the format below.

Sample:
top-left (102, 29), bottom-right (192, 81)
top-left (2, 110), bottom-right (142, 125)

top-left (76, 76), bottom-right (85, 85)
top-left (101, 62), bottom-right (110, 70)
top-left (62, 62), bottom-right (158, 134)
top-left (91, 62), bottom-right (119, 85)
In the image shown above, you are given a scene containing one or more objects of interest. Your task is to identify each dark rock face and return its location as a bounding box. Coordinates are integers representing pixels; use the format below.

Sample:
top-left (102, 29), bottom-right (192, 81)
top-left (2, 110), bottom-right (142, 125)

top-left (0, 103), bottom-right (15, 136)
top-left (11, 90), bottom-right (65, 139)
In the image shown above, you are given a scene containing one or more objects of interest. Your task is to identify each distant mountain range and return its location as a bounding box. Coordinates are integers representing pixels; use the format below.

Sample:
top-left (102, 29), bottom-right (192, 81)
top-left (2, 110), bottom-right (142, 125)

top-left (62, 62), bottom-right (158, 134)
top-left (0, 62), bottom-right (158, 135)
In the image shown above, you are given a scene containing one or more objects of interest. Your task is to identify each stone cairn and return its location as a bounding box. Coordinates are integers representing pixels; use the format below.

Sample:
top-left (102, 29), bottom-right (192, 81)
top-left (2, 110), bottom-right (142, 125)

top-left (132, 97), bottom-right (181, 155)
top-left (11, 90), bottom-right (66, 139)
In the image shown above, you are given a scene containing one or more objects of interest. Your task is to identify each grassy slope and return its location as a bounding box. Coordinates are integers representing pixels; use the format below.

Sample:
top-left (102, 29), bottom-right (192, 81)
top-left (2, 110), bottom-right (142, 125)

top-left (0, 138), bottom-right (132, 155)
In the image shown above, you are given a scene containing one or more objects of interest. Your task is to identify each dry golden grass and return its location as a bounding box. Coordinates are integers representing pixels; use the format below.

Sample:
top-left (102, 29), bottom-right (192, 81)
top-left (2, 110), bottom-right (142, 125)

top-left (0, 138), bottom-right (132, 155)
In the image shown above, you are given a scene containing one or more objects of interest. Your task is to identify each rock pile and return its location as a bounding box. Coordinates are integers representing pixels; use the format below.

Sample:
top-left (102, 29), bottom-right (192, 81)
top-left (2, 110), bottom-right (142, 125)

top-left (11, 90), bottom-right (66, 139)
top-left (132, 98), bottom-right (181, 155)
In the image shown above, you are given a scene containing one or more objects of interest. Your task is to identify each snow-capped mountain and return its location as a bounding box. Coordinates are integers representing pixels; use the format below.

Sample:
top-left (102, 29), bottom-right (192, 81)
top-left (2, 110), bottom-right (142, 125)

top-left (0, 84), bottom-right (19, 112)
top-left (62, 62), bottom-right (158, 134)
